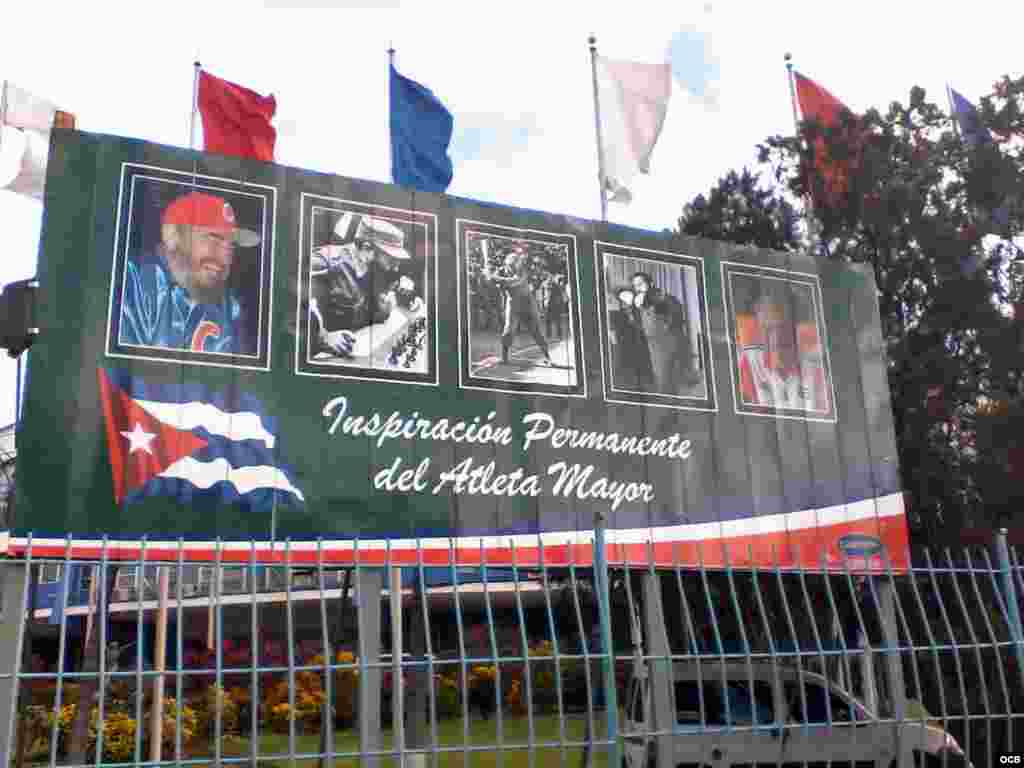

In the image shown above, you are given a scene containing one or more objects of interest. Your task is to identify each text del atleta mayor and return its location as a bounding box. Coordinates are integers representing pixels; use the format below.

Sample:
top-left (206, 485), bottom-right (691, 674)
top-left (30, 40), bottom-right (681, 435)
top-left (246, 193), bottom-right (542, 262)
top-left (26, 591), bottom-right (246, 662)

top-left (323, 396), bottom-right (692, 511)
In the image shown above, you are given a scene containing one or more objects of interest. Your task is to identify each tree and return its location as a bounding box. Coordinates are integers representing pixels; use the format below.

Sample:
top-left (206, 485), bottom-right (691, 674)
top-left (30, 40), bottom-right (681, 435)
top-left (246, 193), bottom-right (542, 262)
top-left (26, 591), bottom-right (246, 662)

top-left (676, 82), bottom-right (1024, 539)
top-left (677, 168), bottom-right (800, 252)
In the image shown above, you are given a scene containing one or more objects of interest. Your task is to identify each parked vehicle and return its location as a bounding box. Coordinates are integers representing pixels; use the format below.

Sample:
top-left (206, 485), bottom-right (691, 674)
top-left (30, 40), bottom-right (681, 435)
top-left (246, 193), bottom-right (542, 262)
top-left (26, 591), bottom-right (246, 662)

top-left (623, 660), bottom-right (970, 767)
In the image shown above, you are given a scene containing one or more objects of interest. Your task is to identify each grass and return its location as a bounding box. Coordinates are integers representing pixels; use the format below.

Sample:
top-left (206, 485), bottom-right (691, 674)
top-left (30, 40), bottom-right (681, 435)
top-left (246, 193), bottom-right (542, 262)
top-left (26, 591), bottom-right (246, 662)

top-left (196, 713), bottom-right (616, 768)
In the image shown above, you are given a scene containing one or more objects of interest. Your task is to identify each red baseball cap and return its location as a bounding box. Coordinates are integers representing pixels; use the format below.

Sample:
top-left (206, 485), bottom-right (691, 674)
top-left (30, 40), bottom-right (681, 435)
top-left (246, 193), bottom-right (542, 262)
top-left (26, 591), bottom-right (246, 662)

top-left (162, 191), bottom-right (261, 247)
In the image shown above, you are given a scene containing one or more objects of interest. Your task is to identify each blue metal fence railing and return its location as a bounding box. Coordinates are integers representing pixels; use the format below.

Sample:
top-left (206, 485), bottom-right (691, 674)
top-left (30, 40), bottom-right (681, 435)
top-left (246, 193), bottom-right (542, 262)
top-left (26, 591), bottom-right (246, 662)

top-left (0, 533), bottom-right (1019, 767)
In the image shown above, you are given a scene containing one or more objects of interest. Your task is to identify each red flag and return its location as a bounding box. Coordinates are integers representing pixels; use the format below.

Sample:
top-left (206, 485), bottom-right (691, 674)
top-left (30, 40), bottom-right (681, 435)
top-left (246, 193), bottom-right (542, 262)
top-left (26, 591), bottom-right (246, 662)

top-left (794, 71), bottom-right (859, 206)
top-left (197, 70), bottom-right (277, 162)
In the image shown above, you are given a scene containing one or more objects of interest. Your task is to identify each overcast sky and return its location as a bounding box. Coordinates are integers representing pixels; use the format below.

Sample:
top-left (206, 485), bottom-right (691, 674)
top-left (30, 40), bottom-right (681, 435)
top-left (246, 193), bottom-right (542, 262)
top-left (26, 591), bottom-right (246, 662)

top-left (0, 0), bottom-right (1020, 426)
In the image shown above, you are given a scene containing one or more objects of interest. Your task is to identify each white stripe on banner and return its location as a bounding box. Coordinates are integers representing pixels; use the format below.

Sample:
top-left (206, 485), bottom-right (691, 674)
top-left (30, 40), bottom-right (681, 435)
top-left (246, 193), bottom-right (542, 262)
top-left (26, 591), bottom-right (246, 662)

top-left (8, 492), bottom-right (904, 555)
top-left (135, 399), bottom-right (276, 449)
top-left (621, 493), bottom-right (905, 544)
top-left (158, 456), bottom-right (304, 502)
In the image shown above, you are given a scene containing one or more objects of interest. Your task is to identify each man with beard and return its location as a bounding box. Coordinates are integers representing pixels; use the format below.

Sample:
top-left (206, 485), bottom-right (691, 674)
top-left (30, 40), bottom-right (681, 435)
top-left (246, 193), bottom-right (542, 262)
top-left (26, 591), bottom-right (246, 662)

top-left (631, 272), bottom-right (698, 395)
top-left (119, 191), bottom-right (260, 354)
top-left (608, 287), bottom-right (654, 390)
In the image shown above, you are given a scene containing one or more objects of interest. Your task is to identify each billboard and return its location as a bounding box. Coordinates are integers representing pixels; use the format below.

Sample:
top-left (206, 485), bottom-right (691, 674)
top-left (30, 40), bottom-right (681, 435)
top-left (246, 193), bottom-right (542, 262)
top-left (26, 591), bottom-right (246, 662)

top-left (12, 131), bottom-right (908, 569)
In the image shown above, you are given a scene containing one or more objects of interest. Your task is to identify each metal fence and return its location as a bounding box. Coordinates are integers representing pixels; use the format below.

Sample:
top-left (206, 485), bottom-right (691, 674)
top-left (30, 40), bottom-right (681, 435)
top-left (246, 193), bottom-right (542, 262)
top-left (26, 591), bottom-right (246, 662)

top-left (0, 534), bottom-right (1021, 767)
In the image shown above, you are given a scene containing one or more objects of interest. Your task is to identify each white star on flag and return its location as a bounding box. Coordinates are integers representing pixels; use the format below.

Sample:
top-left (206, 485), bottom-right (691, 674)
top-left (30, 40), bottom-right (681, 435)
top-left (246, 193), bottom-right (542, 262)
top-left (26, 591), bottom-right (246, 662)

top-left (120, 423), bottom-right (156, 455)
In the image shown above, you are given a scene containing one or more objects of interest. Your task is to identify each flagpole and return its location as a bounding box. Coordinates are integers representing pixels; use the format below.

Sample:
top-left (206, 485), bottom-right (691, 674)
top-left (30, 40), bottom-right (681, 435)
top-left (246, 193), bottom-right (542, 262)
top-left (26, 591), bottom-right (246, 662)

top-left (387, 43), bottom-right (395, 184)
top-left (784, 53), bottom-right (801, 136)
top-left (784, 54), bottom-right (810, 224)
top-left (0, 80), bottom-right (7, 156)
top-left (946, 84), bottom-right (961, 138)
top-left (189, 61), bottom-right (201, 150)
top-left (588, 36), bottom-right (609, 223)
top-left (785, 53), bottom-right (827, 257)
top-left (588, 35), bottom-right (619, 768)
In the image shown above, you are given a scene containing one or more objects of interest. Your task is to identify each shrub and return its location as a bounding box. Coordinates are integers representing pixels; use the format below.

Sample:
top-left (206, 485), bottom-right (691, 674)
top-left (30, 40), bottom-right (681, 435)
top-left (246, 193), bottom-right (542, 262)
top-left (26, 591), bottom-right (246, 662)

top-left (268, 702), bottom-right (293, 734)
top-left (468, 665), bottom-right (498, 718)
top-left (22, 705), bottom-right (57, 761)
top-left (21, 696), bottom-right (197, 761)
top-left (505, 679), bottom-right (527, 717)
top-left (260, 663), bottom-right (328, 733)
top-left (159, 697), bottom-right (199, 755)
top-left (293, 670), bottom-right (327, 729)
top-left (93, 711), bottom-right (137, 762)
top-left (435, 673), bottom-right (461, 719)
top-left (529, 641), bottom-right (558, 715)
top-left (227, 686), bottom-right (253, 733)
top-left (197, 685), bottom-right (239, 737)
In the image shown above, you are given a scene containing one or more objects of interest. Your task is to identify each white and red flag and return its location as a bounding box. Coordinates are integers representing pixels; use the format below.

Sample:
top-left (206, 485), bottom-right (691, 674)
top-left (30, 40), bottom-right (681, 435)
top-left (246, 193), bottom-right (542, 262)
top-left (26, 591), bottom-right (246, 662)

top-left (0, 81), bottom-right (74, 200)
top-left (594, 56), bottom-right (672, 205)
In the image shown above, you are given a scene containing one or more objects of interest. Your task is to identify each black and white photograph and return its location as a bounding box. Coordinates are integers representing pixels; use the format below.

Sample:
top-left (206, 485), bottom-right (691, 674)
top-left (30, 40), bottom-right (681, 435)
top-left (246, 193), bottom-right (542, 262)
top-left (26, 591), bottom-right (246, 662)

top-left (596, 242), bottom-right (716, 412)
top-left (458, 221), bottom-right (584, 397)
top-left (106, 164), bottom-right (275, 370)
top-left (723, 263), bottom-right (836, 421)
top-left (296, 195), bottom-right (437, 385)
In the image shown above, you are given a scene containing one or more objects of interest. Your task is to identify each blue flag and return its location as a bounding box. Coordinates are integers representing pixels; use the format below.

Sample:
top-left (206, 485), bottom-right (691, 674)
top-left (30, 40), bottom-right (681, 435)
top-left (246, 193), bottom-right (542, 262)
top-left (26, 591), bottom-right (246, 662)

top-left (949, 86), bottom-right (992, 147)
top-left (390, 63), bottom-right (454, 193)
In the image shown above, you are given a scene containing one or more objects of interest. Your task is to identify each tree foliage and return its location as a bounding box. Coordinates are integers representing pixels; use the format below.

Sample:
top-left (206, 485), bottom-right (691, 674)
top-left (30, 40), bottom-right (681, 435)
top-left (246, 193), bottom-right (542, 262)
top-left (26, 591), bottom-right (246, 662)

top-left (675, 80), bottom-right (1024, 539)
top-left (677, 168), bottom-right (800, 252)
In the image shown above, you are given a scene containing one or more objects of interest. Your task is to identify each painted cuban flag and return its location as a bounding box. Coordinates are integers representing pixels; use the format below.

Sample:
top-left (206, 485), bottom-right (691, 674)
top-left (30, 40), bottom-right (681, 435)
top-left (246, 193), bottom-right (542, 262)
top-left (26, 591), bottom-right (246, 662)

top-left (97, 368), bottom-right (304, 508)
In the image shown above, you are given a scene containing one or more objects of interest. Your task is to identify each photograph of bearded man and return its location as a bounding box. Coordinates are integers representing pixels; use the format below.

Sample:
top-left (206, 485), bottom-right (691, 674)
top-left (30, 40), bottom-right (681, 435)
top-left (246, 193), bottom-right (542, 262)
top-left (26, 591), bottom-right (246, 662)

top-left (119, 191), bottom-right (260, 355)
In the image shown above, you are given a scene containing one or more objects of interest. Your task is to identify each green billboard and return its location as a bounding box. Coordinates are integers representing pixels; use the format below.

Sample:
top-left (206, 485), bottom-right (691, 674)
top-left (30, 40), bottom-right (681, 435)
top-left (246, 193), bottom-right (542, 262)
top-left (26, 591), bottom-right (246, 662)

top-left (12, 130), bottom-right (907, 568)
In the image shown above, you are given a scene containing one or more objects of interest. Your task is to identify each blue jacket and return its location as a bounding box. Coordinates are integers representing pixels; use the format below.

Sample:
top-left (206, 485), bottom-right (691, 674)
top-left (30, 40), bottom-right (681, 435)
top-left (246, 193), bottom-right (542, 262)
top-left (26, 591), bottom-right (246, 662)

top-left (119, 252), bottom-right (250, 355)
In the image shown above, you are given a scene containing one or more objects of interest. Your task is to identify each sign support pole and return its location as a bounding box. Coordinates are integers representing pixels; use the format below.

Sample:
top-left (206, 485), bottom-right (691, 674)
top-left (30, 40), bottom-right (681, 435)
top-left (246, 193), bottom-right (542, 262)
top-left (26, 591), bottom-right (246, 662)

top-left (593, 514), bottom-right (619, 766)
top-left (643, 568), bottom-right (673, 768)
top-left (148, 567), bottom-right (169, 763)
top-left (390, 565), bottom-right (404, 767)
top-left (358, 566), bottom-right (383, 768)
top-left (0, 561), bottom-right (28, 767)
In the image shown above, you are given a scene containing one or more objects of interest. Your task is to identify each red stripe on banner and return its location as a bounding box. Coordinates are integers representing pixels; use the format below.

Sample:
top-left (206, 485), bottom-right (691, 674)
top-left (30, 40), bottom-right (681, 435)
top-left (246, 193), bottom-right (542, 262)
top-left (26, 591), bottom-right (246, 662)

top-left (607, 515), bottom-right (909, 572)
top-left (5, 512), bottom-right (910, 573)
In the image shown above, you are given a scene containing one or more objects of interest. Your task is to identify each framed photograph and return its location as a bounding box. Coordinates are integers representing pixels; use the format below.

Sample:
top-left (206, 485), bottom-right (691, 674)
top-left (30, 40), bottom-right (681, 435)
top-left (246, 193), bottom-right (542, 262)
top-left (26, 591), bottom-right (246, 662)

top-left (105, 164), bottom-right (276, 370)
top-left (295, 194), bottom-right (438, 386)
top-left (721, 261), bottom-right (837, 422)
top-left (457, 220), bottom-right (585, 398)
top-left (595, 242), bottom-right (716, 412)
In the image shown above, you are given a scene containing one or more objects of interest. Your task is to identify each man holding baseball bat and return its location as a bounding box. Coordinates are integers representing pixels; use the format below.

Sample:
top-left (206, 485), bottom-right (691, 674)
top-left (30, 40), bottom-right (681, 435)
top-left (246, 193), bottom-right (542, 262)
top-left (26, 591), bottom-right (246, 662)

top-left (484, 246), bottom-right (553, 367)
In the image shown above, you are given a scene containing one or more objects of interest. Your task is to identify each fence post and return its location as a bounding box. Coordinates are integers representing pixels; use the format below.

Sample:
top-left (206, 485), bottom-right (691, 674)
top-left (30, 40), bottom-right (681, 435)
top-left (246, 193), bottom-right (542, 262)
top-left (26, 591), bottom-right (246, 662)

top-left (390, 565), bottom-right (404, 768)
top-left (593, 522), bottom-right (620, 767)
top-left (642, 570), bottom-right (673, 768)
top-left (995, 529), bottom-right (1024, 689)
top-left (0, 559), bottom-right (27, 767)
top-left (875, 576), bottom-right (906, 767)
top-left (358, 566), bottom-right (384, 768)
top-left (406, 579), bottom-right (428, 768)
